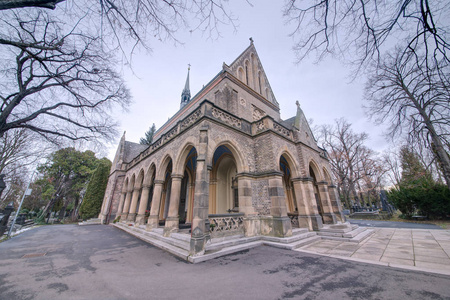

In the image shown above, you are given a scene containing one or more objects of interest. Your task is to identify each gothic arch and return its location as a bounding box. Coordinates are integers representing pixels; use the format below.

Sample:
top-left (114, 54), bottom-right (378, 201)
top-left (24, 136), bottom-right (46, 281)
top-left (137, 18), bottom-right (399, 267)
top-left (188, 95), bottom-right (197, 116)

top-left (122, 177), bottom-right (129, 193)
top-left (209, 140), bottom-right (246, 174)
top-left (174, 139), bottom-right (198, 175)
top-left (157, 155), bottom-right (173, 181)
top-left (244, 59), bottom-right (251, 86)
top-left (143, 162), bottom-right (157, 186)
top-left (309, 159), bottom-right (323, 181)
top-left (129, 174), bottom-right (136, 191)
top-left (237, 66), bottom-right (245, 82)
top-left (135, 169), bottom-right (145, 189)
top-left (323, 167), bottom-right (332, 185)
top-left (279, 153), bottom-right (297, 213)
top-left (277, 150), bottom-right (300, 179)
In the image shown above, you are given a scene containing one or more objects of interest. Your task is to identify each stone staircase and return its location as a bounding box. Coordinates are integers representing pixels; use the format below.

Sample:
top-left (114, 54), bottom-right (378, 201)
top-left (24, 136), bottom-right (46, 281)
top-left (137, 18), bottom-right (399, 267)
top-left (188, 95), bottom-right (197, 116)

top-left (78, 218), bottom-right (102, 226)
top-left (318, 223), bottom-right (374, 243)
top-left (113, 222), bottom-right (321, 263)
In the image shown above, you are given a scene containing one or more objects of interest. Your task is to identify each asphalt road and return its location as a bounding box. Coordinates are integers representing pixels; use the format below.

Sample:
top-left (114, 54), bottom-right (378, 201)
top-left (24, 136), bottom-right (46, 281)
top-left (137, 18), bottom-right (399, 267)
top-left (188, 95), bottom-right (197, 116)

top-left (1, 225), bottom-right (449, 300)
top-left (348, 219), bottom-right (443, 229)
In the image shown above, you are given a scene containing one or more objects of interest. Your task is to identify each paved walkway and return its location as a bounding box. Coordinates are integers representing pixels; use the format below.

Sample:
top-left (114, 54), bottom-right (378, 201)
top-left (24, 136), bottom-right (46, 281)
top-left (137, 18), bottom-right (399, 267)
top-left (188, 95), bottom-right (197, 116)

top-left (296, 228), bottom-right (450, 275)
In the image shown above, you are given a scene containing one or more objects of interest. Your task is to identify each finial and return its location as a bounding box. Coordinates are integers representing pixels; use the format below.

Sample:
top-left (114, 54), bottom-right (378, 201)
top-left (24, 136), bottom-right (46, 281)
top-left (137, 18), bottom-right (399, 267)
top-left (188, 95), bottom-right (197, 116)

top-left (188, 63), bottom-right (191, 71)
top-left (296, 100), bottom-right (300, 108)
top-left (249, 37), bottom-right (253, 44)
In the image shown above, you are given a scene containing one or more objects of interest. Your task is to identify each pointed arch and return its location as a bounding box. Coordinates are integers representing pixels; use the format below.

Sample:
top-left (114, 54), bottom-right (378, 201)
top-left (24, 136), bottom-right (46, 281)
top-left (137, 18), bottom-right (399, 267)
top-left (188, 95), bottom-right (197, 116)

top-left (144, 162), bottom-right (157, 186)
top-left (244, 59), bottom-right (251, 86)
top-left (237, 66), bottom-right (245, 82)
top-left (277, 150), bottom-right (300, 179)
top-left (309, 159), bottom-right (323, 181)
top-left (209, 140), bottom-right (246, 174)
top-left (122, 177), bottom-right (129, 193)
top-left (135, 169), bottom-right (145, 189)
top-left (323, 167), bottom-right (332, 185)
top-left (157, 155), bottom-right (173, 181)
top-left (174, 140), bottom-right (198, 175)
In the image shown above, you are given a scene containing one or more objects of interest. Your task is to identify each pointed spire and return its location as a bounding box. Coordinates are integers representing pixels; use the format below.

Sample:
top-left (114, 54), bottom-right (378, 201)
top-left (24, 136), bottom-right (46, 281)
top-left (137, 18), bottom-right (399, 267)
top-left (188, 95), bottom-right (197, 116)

top-left (180, 64), bottom-right (191, 109)
top-left (294, 100), bottom-right (302, 130)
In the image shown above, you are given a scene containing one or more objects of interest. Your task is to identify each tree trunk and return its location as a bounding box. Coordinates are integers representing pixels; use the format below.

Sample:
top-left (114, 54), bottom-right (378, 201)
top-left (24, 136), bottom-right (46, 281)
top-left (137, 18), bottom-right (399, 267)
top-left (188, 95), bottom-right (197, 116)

top-left (405, 87), bottom-right (450, 189)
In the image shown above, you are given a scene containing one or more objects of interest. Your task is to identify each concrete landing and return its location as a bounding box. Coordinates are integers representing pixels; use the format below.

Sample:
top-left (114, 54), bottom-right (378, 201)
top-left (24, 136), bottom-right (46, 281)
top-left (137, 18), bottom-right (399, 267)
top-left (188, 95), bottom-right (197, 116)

top-left (296, 227), bottom-right (450, 276)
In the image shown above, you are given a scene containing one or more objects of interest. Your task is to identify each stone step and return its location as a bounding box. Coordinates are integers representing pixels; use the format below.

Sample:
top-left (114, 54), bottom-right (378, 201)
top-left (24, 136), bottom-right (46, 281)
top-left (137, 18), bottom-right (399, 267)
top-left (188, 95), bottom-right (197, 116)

top-left (292, 228), bottom-right (310, 236)
top-left (205, 235), bottom-right (259, 252)
top-left (342, 226), bottom-right (367, 238)
top-left (262, 232), bottom-right (316, 244)
top-left (264, 235), bottom-right (321, 250)
top-left (192, 241), bottom-right (262, 263)
top-left (348, 228), bottom-right (375, 243)
top-left (129, 226), bottom-right (191, 251)
top-left (171, 232), bottom-right (191, 243)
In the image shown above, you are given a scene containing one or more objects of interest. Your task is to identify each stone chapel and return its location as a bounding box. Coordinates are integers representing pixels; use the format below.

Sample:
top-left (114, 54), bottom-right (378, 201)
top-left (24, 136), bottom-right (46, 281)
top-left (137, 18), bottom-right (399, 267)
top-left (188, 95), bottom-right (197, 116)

top-left (98, 41), bottom-right (369, 262)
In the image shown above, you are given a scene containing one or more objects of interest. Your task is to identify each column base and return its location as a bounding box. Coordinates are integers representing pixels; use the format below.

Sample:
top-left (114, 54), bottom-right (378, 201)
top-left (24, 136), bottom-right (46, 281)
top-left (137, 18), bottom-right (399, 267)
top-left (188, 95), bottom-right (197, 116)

top-left (298, 215), bottom-right (313, 230)
top-left (243, 215), bottom-right (260, 237)
top-left (126, 213), bottom-right (137, 222)
top-left (163, 217), bottom-right (179, 237)
top-left (311, 214), bottom-right (324, 230)
top-left (146, 215), bottom-right (159, 231)
top-left (260, 216), bottom-right (292, 237)
top-left (189, 226), bottom-right (205, 256)
top-left (272, 216), bottom-right (292, 237)
top-left (135, 214), bottom-right (146, 225)
top-left (322, 213), bottom-right (337, 224)
top-left (121, 213), bottom-right (128, 222)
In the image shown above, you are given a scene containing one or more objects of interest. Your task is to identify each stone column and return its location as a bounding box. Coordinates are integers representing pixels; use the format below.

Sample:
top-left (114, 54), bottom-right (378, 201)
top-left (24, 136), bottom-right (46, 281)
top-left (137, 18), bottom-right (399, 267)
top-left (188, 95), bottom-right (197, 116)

top-left (186, 183), bottom-right (195, 223)
top-left (127, 187), bottom-right (140, 222)
top-left (116, 191), bottom-right (126, 219)
top-left (317, 181), bottom-right (337, 224)
top-left (190, 126), bottom-right (209, 256)
top-left (135, 184), bottom-right (151, 225)
top-left (121, 189), bottom-right (132, 221)
top-left (237, 175), bottom-right (259, 237)
top-left (328, 185), bottom-right (345, 222)
top-left (146, 180), bottom-right (163, 230)
top-left (163, 174), bottom-right (183, 237)
top-left (265, 174), bottom-right (292, 237)
top-left (302, 178), bottom-right (324, 230)
top-left (292, 179), bottom-right (314, 230)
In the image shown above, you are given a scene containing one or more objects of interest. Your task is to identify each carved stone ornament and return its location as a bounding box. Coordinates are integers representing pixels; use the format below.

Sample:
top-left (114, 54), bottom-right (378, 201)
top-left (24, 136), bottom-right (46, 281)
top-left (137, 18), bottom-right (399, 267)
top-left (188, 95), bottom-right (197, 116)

top-left (212, 107), bottom-right (242, 128)
top-left (252, 105), bottom-right (265, 121)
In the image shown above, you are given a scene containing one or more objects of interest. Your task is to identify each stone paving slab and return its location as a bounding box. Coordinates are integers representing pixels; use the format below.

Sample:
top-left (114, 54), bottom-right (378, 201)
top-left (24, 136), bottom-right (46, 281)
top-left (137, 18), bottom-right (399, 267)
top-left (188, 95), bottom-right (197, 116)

top-left (295, 227), bottom-right (450, 276)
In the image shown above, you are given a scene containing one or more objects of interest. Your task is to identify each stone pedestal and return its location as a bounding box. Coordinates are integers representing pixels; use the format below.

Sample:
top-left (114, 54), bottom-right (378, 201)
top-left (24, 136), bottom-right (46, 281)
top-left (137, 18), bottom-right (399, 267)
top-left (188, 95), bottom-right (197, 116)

top-left (243, 215), bottom-right (260, 237)
top-left (126, 212), bottom-right (137, 222)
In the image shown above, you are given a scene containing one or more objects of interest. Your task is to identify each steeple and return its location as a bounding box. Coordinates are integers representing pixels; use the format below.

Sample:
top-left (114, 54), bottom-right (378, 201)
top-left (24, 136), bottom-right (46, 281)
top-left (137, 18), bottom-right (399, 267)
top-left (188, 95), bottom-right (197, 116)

top-left (180, 65), bottom-right (191, 109)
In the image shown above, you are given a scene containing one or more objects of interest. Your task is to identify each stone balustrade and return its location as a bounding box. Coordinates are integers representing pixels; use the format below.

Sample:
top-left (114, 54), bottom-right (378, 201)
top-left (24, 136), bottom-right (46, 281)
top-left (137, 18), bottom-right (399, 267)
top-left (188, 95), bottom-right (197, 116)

top-left (208, 213), bottom-right (244, 237)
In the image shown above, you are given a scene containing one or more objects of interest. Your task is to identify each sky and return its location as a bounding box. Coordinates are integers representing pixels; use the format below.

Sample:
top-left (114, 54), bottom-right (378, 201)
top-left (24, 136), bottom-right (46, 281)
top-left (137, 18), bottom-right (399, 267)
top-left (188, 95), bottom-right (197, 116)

top-left (107, 1), bottom-right (389, 160)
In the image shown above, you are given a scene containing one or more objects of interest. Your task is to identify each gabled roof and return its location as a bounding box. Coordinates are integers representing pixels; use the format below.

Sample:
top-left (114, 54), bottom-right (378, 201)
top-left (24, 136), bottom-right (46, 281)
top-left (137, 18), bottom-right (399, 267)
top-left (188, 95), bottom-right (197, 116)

top-left (223, 40), bottom-right (279, 107)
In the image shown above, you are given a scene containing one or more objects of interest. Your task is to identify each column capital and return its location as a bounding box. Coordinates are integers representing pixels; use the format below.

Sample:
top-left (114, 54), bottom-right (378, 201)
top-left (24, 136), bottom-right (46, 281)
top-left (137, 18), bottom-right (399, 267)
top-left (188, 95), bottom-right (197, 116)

top-left (171, 173), bottom-right (184, 180)
top-left (292, 176), bottom-right (313, 182)
top-left (142, 183), bottom-right (152, 189)
top-left (316, 181), bottom-right (329, 186)
top-left (154, 180), bottom-right (164, 185)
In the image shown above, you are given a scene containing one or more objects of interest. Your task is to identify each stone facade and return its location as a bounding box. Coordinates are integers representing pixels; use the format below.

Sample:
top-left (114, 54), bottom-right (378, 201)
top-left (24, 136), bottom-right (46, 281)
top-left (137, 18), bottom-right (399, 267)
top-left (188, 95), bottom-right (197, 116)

top-left (99, 41), bottom-right (345, 255)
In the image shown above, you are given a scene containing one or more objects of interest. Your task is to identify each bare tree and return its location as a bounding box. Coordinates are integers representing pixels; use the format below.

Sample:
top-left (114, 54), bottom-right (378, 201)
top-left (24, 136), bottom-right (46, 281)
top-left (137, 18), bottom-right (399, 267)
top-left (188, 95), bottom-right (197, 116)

top-left (318, 118), bottom-right (369, 208)
top-left (0, 10), bottom-right (130, 142)
top-left (284, 0), bottom-right (450, 71)
top-left (0, 128), bottom-right (49, 206)
top-left (365, 49), bottom-right (450, 189)
top-left (0, 0), bottom-right (238, 56)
